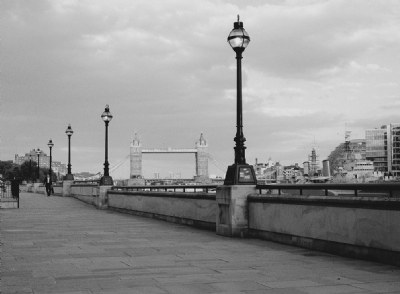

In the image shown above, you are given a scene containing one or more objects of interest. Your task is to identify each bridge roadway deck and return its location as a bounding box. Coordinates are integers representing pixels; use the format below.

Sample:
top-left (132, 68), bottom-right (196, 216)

top-left (1, 193), bottom-right (400, 294)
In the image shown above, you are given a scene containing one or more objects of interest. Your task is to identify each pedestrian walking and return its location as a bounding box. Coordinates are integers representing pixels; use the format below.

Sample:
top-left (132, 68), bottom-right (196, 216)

top-left (44, 174), bottom-right (52, 196)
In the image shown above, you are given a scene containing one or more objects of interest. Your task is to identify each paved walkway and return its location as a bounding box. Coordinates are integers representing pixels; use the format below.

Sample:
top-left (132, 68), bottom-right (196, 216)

top-left (1, 193), bottom-right (400, 294)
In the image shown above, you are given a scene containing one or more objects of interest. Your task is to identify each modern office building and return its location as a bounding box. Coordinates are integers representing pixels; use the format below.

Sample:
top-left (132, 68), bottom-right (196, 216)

top-left (365, 127), bottom-right (388, 172)
top-left (391, 123), bottom-right (400, 176)
top-left (365, 123), bottom-right (400, 177)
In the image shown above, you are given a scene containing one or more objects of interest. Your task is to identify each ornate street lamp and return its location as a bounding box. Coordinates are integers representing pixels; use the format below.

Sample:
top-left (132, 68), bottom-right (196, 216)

top-left (224, 16), bottom-right (256, 185)
top-left (100, 105), bottom-right (113, 185)
top-left (48, 139), bottom-right (54, 178)
top-left (36, 148), bottom-right (41, 182)
top-left (65, 124), bottom-right (74, 180)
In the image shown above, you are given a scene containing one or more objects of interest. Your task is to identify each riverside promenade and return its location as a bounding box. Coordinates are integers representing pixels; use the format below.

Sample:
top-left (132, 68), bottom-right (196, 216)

top-left (1, 193), bottom-right (400, 294)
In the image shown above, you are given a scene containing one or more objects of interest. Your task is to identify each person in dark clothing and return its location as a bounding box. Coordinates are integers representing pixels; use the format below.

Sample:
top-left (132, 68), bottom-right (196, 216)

top-left (11, 177), bottom-right (19, 199)
top-left (44, 174), bottom-right (52, 196)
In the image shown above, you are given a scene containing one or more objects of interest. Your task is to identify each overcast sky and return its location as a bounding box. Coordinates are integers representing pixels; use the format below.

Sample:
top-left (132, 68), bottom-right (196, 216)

top-left (2, 0), bottom-right (400, 179)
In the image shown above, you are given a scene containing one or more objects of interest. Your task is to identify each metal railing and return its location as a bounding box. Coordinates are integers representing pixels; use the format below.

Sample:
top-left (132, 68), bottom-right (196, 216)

top-left (0, 181), bottom-right (19, 208)
top-left (111, 184), bottom-right (218, 193)
top-left (1, 182), bottom-right (12, 198)
top-left (256, 183), bottom-right (400, 197)
top-left (72, 180), bottom-right (100, 185)
top-left (68, 181), bottom-right (400, 197)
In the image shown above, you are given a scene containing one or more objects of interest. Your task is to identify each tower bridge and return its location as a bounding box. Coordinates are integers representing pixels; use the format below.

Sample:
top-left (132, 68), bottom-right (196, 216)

top-left (129, 133), bottom-right (210, 185)
top-left (142, 148), bottom-right (198, 153)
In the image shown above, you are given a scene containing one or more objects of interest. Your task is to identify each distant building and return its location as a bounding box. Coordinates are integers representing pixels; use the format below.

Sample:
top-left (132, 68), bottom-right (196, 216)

top-left (303, 148), bottom-right (321, 176)
top-left (253, 158), bottom-right (304, 184)
top-left (366, 123), bottom-right (400, 177)
top-left (303, 161), bottom-right (310, 176)
top-left (275, 162), bottom-right (285, 183)
top-left (15, 149), bottom-right (49, 168)
top-left (253, 158), bottom-right (289, 183)
top-left (392, 124), bottom-right (400, 176)
top-left (14, 149), bottom-right (67, 176)
top-left (283, 163), bottom-right (302, 183)
top-left (73, 172), bottom-right (98, 180)
top-left (365, 127), bottom-right (388, 172)
top-left (326, 123), bottom-right (400, 179)
top-left (254, 157), bottom-right (275, 178)
top-left (328, 139), bottom-right (366, 175)
top-left (322, 160), bottom-right (331, 177)
top-left (52, 161), bottom-right (67, 177)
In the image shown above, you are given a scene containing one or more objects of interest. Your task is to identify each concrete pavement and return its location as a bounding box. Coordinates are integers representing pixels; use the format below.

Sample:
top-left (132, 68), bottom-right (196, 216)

top-left (1, 192), bottom-right (400, 294)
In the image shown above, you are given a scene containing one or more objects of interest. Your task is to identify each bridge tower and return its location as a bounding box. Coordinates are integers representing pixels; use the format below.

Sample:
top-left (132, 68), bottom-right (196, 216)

top-left (129, 133), bottom-right (145, 185)
top-left (195, 133), bottom-right (210, 183)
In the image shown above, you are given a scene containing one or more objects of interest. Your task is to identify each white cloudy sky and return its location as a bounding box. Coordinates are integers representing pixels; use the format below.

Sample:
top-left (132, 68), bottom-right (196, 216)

top-left (2, 0), bottom-right (400, 179)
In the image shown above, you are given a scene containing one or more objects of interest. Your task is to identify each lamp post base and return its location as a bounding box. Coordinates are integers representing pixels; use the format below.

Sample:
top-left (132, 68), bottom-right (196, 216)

top-left (65, 173), bottom-right (74, 181)
top-left (100, 175), bottom-right (113, 186)
top-left (224, 163), bottom-right (257, 185)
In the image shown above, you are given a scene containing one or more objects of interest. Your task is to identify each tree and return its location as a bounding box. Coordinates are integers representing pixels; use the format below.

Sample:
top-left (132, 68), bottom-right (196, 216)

top-left (0, 160), bottom-right (58, 182)
top-left (37, 167), bottom-right (48, 183)
top-left (0, 161), bottom-right (21, 180)
top-left (20, 161), bottom-right (36, 182)
top-left (0, 160), bottom-right (14, 178)
top-left (7, 166), bottom-right (21, 180)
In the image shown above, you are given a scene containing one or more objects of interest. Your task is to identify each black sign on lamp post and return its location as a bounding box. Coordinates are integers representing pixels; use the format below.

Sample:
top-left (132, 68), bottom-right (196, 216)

top-left (100, 105), bottom-right (113, 186)
top-left (224, 16), bottom-right (256, 185)
top-left (65, 124), bottom-right (74, 180)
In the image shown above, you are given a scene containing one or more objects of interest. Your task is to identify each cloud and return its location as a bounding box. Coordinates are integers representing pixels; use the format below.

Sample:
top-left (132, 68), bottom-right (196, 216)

top-left (380, 99), bottom-right (400, 110)
top-left (258, 107), bottom-right (317, 118)
top-left (2, 0), bottom-right (400, 175)
top-left (246, 0), bottom-right (400, 79)
top-left (319, 61), bottom-right (390, 77)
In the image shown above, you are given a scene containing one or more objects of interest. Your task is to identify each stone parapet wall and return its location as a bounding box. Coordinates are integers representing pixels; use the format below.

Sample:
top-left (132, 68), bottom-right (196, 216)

top-left (33, 183), bottom-right (45, 194)
top-left (20, 184), bottom-right (45, 194)
top-left (107, 190), bottom-right (216, 230)
top-left (248, 195), bottom-right (400, 266)
top-left (53, 185), bottom-right (63, 196)
top-left (70, 184), bottom-right (99, 206)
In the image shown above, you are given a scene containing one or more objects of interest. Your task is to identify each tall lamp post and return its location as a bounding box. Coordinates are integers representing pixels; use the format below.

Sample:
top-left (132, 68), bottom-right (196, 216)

top-left (48, 139), bottom-right (54, 178)
top-left (100, 105), bottom-right (113, 185)
top-left (224, 16), bottom-right (256, 185)
top-left (29, 154), bottom-right (32, 182)
top-left (36, 148), bottom-right (41, 182)
top-left (65, 124), bottom-right (74, 180)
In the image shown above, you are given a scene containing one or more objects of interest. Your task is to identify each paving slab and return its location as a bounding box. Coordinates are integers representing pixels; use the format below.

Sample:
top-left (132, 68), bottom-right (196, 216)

top-left (1, 192), bottom-right (400, 294)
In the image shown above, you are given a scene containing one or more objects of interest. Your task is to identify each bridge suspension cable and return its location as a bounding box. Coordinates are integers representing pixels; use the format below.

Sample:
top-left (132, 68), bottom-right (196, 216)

top-left (207, 153), bottom-right (226, 173)
top-left (109, 155), bottom-right (130, 173)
